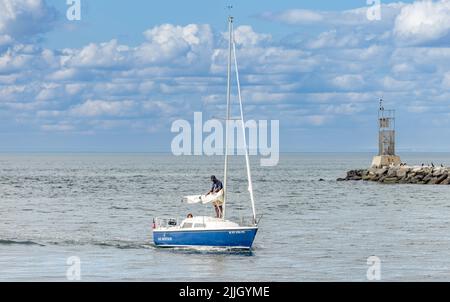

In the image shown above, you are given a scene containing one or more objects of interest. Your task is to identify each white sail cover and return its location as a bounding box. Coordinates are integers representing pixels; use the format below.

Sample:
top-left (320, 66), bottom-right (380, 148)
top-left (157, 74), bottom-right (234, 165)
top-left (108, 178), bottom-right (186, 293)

top-left (182, 189), bottom-right (224, 205)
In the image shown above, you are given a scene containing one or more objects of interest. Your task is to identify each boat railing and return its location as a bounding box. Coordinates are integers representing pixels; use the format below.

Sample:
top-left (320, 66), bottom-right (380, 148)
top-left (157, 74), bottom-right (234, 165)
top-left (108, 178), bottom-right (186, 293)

top-left (235, 215), bottom-right (263, 227)
top-left (154, 214), bottom-right (263, 229)
top-left (154, 217), bottom-right (182, 229)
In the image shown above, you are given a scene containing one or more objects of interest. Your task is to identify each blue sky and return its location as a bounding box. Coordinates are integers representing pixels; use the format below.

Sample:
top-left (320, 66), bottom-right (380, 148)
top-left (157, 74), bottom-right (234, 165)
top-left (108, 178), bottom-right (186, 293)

top-left (1, 0), bottom-right (450, 152)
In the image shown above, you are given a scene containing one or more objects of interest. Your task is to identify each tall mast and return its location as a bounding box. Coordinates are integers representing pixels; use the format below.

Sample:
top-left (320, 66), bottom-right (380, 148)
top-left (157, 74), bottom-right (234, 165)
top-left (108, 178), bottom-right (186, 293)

top-left (222, 15), bottom-right (233, 220)
top-left (232, 30), bottom-right (257, 223)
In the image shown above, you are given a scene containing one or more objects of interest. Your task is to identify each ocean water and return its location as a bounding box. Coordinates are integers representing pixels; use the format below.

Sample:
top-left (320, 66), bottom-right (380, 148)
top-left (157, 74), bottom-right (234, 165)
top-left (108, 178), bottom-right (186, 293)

top-left (1, 153), bottom-right (450, 281)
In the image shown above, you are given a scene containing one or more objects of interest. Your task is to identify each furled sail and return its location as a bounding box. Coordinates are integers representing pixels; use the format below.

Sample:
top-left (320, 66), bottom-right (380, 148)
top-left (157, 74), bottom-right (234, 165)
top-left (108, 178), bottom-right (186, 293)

top-left (182, 195), bottom-right (202, 204)
top-left (182, 189), bottom-right (224, 205)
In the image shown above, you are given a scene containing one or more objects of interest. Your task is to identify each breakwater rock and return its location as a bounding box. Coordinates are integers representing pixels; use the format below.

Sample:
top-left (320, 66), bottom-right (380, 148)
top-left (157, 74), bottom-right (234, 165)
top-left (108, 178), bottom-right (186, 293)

top-left (337, 166), bottom-right (450, 185)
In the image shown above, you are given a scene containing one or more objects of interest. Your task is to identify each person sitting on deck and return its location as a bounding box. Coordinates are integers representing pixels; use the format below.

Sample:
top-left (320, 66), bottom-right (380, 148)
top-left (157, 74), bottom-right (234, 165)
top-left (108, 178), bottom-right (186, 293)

top-left (206, 175), bottom-right (224, 218)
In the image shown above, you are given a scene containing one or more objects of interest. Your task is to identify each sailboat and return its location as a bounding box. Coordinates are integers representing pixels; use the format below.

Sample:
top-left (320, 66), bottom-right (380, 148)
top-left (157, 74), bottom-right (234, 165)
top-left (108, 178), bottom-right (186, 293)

top-left (152, 15), bottom-right (259, 249)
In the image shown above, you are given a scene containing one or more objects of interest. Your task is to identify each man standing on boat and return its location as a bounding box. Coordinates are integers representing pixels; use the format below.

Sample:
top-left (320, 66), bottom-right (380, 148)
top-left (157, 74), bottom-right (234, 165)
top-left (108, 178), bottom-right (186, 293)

top-left (206, 175), bottom-right (224, 218)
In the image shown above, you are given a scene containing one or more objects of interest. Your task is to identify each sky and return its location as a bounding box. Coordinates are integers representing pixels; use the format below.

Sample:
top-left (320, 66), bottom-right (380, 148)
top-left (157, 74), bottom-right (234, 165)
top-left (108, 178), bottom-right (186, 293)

top-left (1, 0), bottom-right (450, 152)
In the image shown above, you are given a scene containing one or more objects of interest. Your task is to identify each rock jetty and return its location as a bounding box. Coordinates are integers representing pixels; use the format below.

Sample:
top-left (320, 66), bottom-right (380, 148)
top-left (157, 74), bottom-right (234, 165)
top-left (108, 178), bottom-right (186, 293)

top-left (338, 165), bottom-right (450, 185)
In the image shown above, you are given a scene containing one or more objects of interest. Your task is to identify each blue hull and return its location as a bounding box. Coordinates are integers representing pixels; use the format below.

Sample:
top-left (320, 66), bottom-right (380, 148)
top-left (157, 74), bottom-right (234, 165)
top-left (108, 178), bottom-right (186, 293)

top-left (153, 228), bottom-right (258, 249)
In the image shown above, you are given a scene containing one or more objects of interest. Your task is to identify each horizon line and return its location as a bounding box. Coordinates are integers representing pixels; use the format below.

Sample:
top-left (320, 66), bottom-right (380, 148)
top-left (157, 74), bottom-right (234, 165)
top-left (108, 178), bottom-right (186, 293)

top-left (1, 151), bottom-right (450, 154)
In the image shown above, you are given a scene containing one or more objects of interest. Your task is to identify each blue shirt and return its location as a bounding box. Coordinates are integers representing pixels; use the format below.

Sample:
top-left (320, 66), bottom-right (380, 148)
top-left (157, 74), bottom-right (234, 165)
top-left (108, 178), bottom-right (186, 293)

top-left (211, 180), bottom-right (223, 192)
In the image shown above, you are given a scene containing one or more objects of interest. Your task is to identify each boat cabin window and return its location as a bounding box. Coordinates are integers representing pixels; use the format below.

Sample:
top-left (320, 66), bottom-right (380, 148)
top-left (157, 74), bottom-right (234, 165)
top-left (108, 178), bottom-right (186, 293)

top-left (182, 223), bottom-right (193, 228)
top-left (194, 224), bottom-right (206, 228)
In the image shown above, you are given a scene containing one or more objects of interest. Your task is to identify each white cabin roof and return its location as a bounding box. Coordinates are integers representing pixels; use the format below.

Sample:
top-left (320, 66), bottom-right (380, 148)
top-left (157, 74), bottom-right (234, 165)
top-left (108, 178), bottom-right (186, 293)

top-left (181, 216), bottom-right (240, 229)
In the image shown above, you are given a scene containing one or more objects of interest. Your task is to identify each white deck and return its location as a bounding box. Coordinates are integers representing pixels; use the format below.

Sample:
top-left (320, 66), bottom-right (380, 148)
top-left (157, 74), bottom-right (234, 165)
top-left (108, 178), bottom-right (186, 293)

top-left (154, 216), bottom-right (257, 232)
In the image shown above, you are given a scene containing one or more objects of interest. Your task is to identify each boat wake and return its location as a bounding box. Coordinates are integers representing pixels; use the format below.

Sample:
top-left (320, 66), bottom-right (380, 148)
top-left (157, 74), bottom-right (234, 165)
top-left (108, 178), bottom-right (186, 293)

top-left (152, 244), bottom-right (255, 255)
top-left (1, 237), bottom-right (258, 252)
top-left (0, 239), bottom-right (45, 246)
top-left (50, 239), bottom-right (153, 250)
top-left (0, 238), bottom-right (152, 250)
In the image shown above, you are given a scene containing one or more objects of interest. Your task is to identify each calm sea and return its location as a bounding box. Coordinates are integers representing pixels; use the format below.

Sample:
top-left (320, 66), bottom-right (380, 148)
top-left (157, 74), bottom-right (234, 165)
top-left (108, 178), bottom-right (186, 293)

top-left (1, 153), bottom-right (450, 281)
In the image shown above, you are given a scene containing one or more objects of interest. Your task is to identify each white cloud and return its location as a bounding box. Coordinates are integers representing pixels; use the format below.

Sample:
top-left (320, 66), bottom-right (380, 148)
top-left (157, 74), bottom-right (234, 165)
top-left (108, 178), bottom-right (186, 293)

top-left (261, 3), bottom-right (404, 26)
top-left (67, 40), bottom-right (130, 69)
top-left (247, 91), bottom-right (292, 103)
top-left (36, 83), bottom-right (61, 101)
top-left (0, 34), bottom-right (13, 47)
top-left (144, 24), bottom-right (203, 45)
top-left (305, 115), bottom-right (328, 126)
top-left (394, 0), bottom-right (450, 45)
top-left (0, 0), bottom-right (58, 41)
top-left (390, 47), bottom-right (450, 73)
top-left (0, 73), bottom-right (18, 84)
top-left (37, 110), bottom-right (63, 118)
top-left (41, 123), bottom-right (74, 132)
top-left (0, 84), bottom-right (25, 102)
top-left (382, 76), bottom-right (415, 91)
top-left (1, 5), bottom-right (450, 144)
top-left (142, 100), bottom-right (177, 116)
top-left (232, 26), bottom-right (271, 46)
top-left (92, 82), bottom-right (139, 96)
top-left (322, 103), bottom-right (363, 115)
top-left (331, 74), bottom-right (365, 90)
top-left (442, 72), bottom-right (450, 88)
top-left (407, 105), bottom-right (429, 113)
top-left (211, 45), bottom-right (317, 75)
top-left (65, 83), bottom-right (84, 95)
top-left (392, 62), bottom-right (416, 74)
top-left (70, 100), bottom-right (136, 117)
top-left (48, 68), bottom-right (79, 81)
top-left (0, 48), bottom-right (31, 72)
top-left (260, 9), bottom-right (324, 24)
top-left (307, 92), bottom-right (375, 104)
top-left (137, 24), bottom-right (213, 66)
top-left (306, 30), bottom-right (360, 49)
